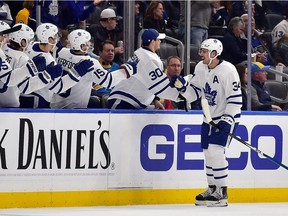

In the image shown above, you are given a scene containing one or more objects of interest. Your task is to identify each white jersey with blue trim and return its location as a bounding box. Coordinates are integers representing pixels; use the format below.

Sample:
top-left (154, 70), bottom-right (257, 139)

top-left (0, 48), bottom-right (40, 107)
top-left (50, 48), bottom-right (127, 108)
top-left (24, 43), bottom-right (80, 106)
top-left (108, 47), bottom-right (179, 108)
top-left (2, 44), bottom-right (50, 95)
top-left (182, 60), bottom-right (242, 123)
top-left (3, 44), bottom-right (29, 69)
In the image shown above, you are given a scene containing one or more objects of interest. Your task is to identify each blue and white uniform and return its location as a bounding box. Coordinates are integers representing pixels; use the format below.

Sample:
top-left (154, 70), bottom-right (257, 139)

top-left (183, 60), bottom-right (242, 124)
top-left (23, 42), bottom-right (79, 108)
top-left (108, 47), bottom-right (180, 108)
top-left (50, 48), bottom-right (128, 108)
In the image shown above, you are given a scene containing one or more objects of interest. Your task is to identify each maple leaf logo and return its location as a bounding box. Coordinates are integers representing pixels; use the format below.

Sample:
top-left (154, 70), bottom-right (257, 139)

top-left (203, 83), bottom-right (217, 106)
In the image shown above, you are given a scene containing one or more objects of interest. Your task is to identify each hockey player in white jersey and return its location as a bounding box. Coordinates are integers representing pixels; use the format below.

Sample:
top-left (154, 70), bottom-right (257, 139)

top-left (107, 28), bottom-right (180, 109)
top-left (0, 55), bottom-right (48, 107)
top-left (0, 22), bottom-right (50, 107)
top-left (0, 20), bottom-right (10, 48)
top-left (23, 23), bottom-right (93, 108)
top-left (3, 23), bottom-right (55, 94)
top-left (1, 23), bottom-right (42, 107)
top-left (170, 39), bottom-right (242, 207)
top-left (50, 29), bottom-right (133, 108)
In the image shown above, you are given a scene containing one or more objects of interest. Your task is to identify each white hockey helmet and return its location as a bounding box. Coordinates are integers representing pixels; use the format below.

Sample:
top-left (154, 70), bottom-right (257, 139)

top-left (36, 23), bottom-right (59, 43)
top-left (0, 21), bottom-right (10, 47)
top-left (68, 29), bottom-right (91, 53)
top-left (9, 23), bottom-right (34, 48)
top-left (200, 38), bottom-right (223, 58)
top-left (0, 21), bottom-right (10, 33)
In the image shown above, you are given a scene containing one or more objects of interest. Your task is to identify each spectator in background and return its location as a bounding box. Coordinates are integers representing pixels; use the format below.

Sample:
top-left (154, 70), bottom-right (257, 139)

top-left (0, 1), bottom-right (12, 25)
top-left (163, 56), bottom-right (182, 109)
top-left (178, 1), bottom-right (211, 47)
top-left (31, 0), bottom-right (61, 28)
top-left (6, 1), bottom-right (23, 22)
top-left (221, 16), bottom-right (247, 65)
top-left (143, 1), bottom-right (166, 34)
top-left (274, 33), bottom-right (288, 67)
top-left (164, 55), bottom-right (201, 110)
top-left (87, 8), bottom-right (124, 64)
top-left (271, 12), bottom-right (288, 45)
top-left (134, 1), bottom-right (144, 48)
top-left (251, 62), bottom-right (282, 111)
top-left (240, 14), bottom-right (270, 65)
top-left (89, 40), bottom-right (120, 108)
top-left (59, 0), bottom-right (104, 30)
top-left (15, 0), bottom-right (36, 31)
top-left (229, 1), bottom-right (245, 19)
top-left (210, 1), bottom-right (230, 27)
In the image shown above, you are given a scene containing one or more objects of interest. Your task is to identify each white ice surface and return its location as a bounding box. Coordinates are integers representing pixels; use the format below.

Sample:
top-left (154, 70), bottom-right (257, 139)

top-left (0, 203), bottom-right (287, 216)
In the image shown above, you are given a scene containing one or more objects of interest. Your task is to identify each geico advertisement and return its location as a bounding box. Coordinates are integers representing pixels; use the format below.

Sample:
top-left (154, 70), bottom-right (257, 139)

top-left (108, 112), bottom-right (288, 189)
top-left (0, 111), bottom-right (287, 192)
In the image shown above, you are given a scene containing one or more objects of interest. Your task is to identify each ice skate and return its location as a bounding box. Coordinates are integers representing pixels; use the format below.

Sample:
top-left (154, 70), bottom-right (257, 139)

top-left (195, 185), bottom-right (216, 206)
top-left (206, 186), bottom-right (228, 207)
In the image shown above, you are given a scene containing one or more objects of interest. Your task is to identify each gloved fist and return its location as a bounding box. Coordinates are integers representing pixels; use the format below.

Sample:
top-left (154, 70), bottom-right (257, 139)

top-left (218, 115), bottom-right (234, 133)
top-left (46, 62), bottom-right (63, 80)
top-left (170, 75), bottom-right (188, 93)
top-left (26, 55), bottom-right (46, 76)
top-left (120, 61), bottom-right (137, 78)
top-left (210, 115), bottom-right (234, 146)
top-left (73, 59), bottom-right (94, 77)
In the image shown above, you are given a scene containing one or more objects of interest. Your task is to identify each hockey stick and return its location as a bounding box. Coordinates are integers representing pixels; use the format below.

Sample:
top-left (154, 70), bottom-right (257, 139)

top-left (201, 98), bottom-right (288, 170)
top-left (0, 25), bottom-right (21, 35)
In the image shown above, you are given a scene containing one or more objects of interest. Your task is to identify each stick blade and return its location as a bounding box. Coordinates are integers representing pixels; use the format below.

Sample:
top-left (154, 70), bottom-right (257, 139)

top-left (0, 25), bottom-right (21, 35)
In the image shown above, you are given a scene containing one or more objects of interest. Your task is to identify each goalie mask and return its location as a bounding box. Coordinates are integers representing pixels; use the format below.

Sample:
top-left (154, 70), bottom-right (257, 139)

top-left (68, 29), bottom-right (91, 53)
top-left (9, 23), bottom-right (34, 50)
top-left (36, 23), bottom-right (59, 46)
top-left (200, 38), bottom-right (223, 59)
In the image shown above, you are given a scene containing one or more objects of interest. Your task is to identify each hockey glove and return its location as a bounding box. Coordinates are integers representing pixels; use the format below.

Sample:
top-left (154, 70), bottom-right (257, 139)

top-left (71, 59), bottom-right (94, 78)
top-left (38, 71), bottom-right (52, 84)
top-left (210, 115), bottom-right (234, 146)
top-left (26, 55), bottom-right (46, 76)
top-left (46, 62), bottom-right (63, 81)
top-left (170, 75), bottom-right (188, 93)
top-left (120, 61), bottom-right (137, 78)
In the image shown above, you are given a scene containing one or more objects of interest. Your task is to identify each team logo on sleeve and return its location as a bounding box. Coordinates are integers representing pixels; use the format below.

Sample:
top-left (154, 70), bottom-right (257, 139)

top-left (203, 83), bottom-right (217, 106)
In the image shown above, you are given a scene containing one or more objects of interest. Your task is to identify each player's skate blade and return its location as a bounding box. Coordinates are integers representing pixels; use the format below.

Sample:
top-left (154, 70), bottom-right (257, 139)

top-left (206, 199), bottom-right (228, 207)
top-left (195, 200), bottom-right (206, 206)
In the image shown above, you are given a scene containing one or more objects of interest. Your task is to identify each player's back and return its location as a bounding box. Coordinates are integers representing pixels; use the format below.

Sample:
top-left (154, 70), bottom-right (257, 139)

top-left (2, 44), bottom-right (29, 69)
top-left (109, 47), bottom-right (179, 108)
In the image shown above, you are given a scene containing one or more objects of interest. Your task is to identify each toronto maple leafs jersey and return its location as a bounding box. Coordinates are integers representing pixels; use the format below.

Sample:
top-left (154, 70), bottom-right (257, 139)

top-left (24, 43), bottom-right (79, 107)
top-left (2, 44), bottom-right (50, 94)
top-left (0, 49), bottom-right (41, 107)
top-left (50, 48), bottom-right (127, 108)
top-left (182, 60), bottom-right (242, 123)
top-left (108, 47), bottom-right (180, 108)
